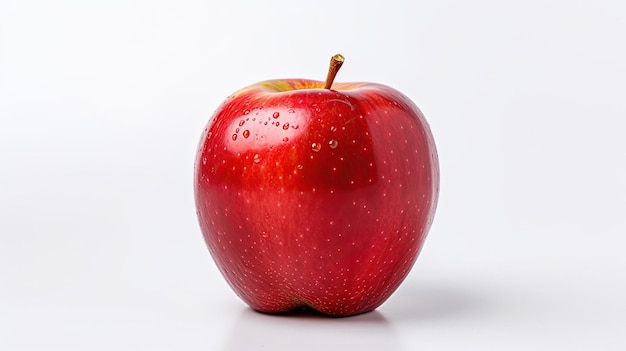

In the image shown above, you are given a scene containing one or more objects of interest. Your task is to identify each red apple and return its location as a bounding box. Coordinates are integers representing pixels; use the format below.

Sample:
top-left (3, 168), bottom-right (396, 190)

top-left (194, 55), bottom-right (439, 316)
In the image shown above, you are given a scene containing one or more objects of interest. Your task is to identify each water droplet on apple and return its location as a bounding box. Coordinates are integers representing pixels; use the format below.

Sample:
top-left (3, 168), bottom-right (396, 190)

top-left (330, 126), bottom-right (337, 132)
top-left (282, 122), bottom-right (290, 130)
top-left (312, 104), bottom-right (320, 113)
top-left (202, 157), bottom-right (207, 165)
top-left (243, 110), bottom-right (250, 115)
top-left (311, 142), bottom-right (321, 152)
top-left (272, 112), bottom-right (280, 119)
top-left (235, 128), bottom-right (240, 133)
top-left (253, 154), bottom-right (261, 163)
top-left (287, 108), bottom-right (295, 113)
top-left (282, 137), bottom-right (289, 142)
top-left (231, 134), bottom-right (237, 141)
top-left (239, 120), bottom-right (245, 126)
top-left (328, 139), bottom-right (338, 149)
top-left (243, 130), bottom-right (250, 138)
top-left (261, 231), bottom-right (270, 238)
top-left (207, 131), bottom-right (212, 139)
top-left (297, 164), bottom-right (303, 170)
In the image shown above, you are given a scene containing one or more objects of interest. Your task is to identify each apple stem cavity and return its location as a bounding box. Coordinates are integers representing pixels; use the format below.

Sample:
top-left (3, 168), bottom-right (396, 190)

top-left (323, 54), bottom-right (345, 89)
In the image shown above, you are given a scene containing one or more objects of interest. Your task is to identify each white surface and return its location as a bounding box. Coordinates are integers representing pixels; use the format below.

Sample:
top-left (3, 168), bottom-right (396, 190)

top-left (1, 0), bottom-right (625, 350)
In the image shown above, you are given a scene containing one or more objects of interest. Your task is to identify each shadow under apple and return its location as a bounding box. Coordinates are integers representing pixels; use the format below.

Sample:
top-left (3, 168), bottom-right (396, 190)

top-left (224, 306), bottom-right (405, 351)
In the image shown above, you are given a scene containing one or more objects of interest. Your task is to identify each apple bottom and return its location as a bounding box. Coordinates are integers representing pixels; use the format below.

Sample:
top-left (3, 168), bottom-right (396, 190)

top-left (199, 184), bottom-right (427, 317)
top-left (212, 240), bottom-right (422, 317)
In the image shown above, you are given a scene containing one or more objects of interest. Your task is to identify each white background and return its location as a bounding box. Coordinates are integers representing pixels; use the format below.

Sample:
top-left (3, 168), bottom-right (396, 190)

top-left (1, 0), bottom-right (625, 349)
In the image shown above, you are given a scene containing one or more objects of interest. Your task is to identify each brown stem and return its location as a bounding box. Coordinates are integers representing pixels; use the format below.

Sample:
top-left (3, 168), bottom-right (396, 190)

top-left (324, 54), bottom-right (345, 89)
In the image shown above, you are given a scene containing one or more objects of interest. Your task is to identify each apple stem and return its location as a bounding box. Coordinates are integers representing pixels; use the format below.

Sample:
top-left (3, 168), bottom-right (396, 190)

top-left (323, 54), bottom-right (345, 89)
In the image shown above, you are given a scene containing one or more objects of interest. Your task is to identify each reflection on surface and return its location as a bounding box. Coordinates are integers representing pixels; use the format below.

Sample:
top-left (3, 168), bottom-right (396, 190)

top-left (225, 307), bottom-right (405, 351)
top-left (223, 280), bottom-right (490, 350)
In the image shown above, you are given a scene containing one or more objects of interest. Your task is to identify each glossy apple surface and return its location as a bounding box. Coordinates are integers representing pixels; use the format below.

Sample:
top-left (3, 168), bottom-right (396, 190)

top-left (194, 78), bottom-right (439, 316)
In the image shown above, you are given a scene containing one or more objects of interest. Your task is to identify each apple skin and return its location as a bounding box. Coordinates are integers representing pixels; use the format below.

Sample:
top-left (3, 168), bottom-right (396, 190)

top-left (194, 79), bottom-right (439, 316)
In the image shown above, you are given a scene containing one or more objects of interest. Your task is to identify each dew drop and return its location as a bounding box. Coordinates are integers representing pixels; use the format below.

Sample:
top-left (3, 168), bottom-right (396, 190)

top-left (282, 137), bottom-right (289, 142)
top-left (328, 139), bottom-right (338, 149)
top-left (239, 120), bottom-right (245, 126)
top-left (243, 110), bottom-right (250, 115)
top-left (253, 154), bottom-right (261, 163)
top-left (330, 126), bottom-right (337, 132)
top-left (311, 142), bottom-right (322, 152)
top-left (207, 131), bottom-right (212, 139)
top-left (297, 164), bottom-right (303, 170)
top-left (243, 130), bottom-right (250, 138)
top-left (202, 157), bottom-right (207, 165)
top-left (282, 123), bottom-right (290, 130)
top-left (287, 108), bottom-right (295, 113)
top-left (235, 128), bottom-right (240, 133)
top-left (231, 134), bottom-right (237, 141)
top-left (272, 112), bottom-right (280, 118)
top-left (261, 231), bottom-right (270, 238)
